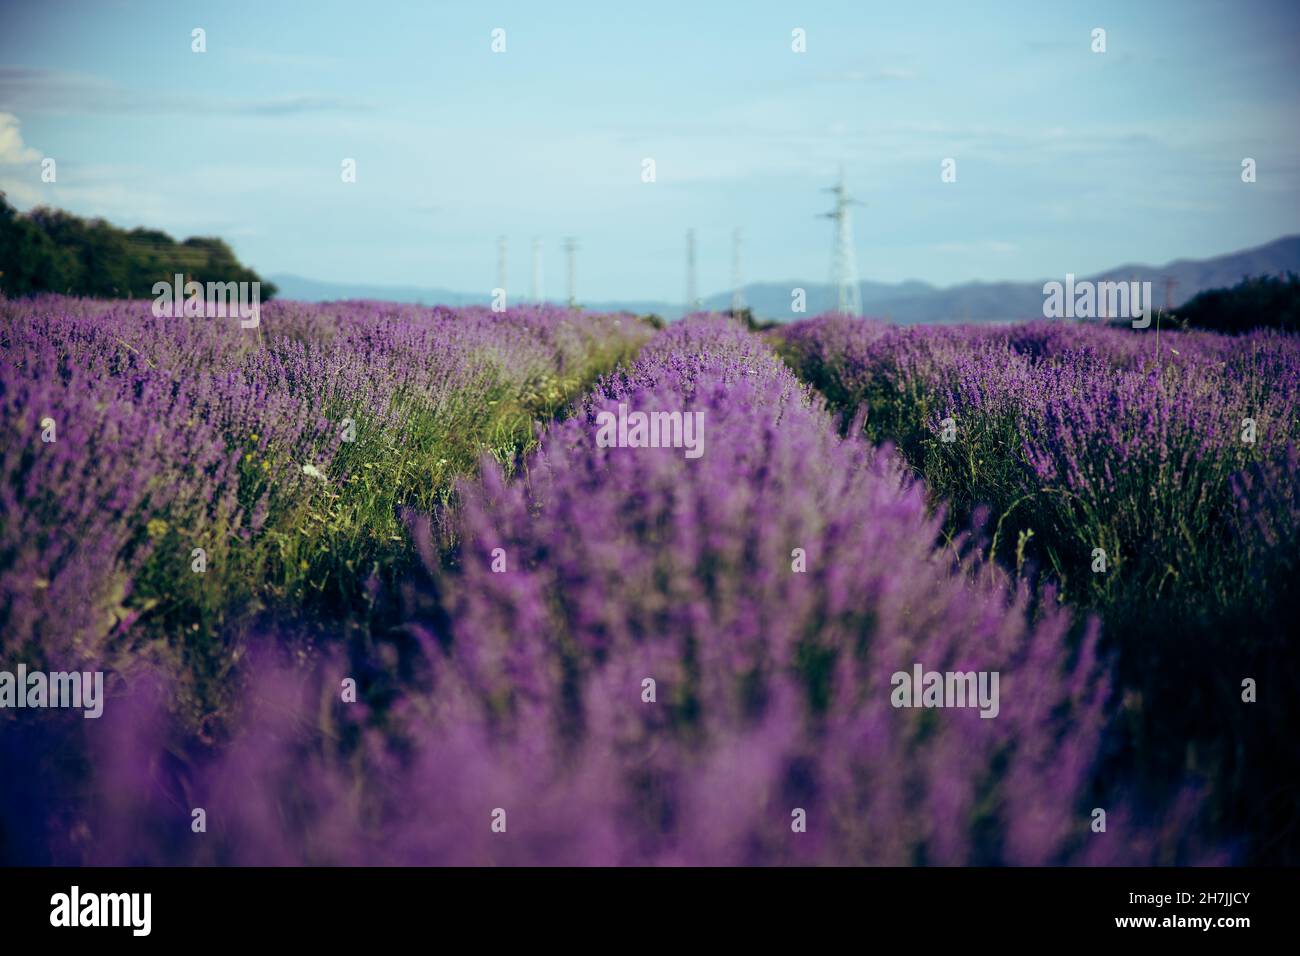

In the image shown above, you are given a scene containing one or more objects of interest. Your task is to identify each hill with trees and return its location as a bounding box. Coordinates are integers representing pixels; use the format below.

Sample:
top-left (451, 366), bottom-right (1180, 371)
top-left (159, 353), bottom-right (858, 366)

top-left (0, 193), bottom-right (276, 300)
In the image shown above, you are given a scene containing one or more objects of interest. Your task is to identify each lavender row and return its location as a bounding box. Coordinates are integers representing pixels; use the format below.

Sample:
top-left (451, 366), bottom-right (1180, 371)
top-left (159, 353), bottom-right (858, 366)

top-left (777, 314), bottom-right (1300, 862)
top-left (0, 295), bottom-right (650, 715)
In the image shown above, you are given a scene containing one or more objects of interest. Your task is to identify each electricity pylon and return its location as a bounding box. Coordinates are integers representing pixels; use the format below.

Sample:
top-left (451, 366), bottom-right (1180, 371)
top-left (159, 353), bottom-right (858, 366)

top-left (731, 228), bottom-right (744, 313)
top-left (821, 167), bottom-right (863, 316)
top-left (685, 228), bottom-right (699, 311)
top-left (496, 236), bottom-right (508, 299)
top-left (531, 237), bottom-right (544, 302)
top-left (562, 237), bottom-right (578, 307)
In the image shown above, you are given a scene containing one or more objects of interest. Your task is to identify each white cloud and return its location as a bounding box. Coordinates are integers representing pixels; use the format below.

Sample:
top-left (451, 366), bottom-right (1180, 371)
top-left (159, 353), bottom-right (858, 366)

top-left (0, 113), bottom-right (41, 165)
top-left (230, 48), bottom-right (343, 69)
top-left (0, 176), bottom-right (42, 206)
top-left (0, 68), bottom-right (371, 116)
top-left (929, 240), bottom-right (1019, 255)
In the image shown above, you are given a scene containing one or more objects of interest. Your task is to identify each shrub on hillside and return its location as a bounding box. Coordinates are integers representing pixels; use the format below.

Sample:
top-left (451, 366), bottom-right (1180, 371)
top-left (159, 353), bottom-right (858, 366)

top-left (1175, 273), bottom-right (1300, 333)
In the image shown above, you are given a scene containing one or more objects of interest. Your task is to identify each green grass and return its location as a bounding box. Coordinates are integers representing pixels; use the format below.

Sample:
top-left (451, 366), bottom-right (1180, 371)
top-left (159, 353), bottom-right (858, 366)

top-left (121, 328), bottom-right (649, 723)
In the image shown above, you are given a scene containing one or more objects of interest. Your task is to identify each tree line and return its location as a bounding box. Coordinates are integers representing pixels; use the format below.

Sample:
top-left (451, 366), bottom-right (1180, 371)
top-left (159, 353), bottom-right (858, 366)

top-left (0, 192), bottom-right (276, 300)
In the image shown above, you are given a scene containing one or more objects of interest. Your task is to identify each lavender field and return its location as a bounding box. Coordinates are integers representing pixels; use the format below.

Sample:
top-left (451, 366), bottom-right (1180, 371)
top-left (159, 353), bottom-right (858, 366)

top-left (776, 316), bottom-right (1300, 862)
top-left (3, 296), bottom-right (1295, 865)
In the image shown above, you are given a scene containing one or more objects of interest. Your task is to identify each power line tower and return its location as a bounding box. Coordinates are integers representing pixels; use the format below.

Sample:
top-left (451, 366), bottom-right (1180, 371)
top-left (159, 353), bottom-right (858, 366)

top-left (496, 236), bottom-right (508, 300)
top-left (730, 227), bottom-right (744, 313)
top-left (1162, 274), bottom-right (1177, 312)
top-left (531, 237), bottom-right (544, 302)
top-left (562, 237), bottom-right (578, 308)
top-left (821, 167), bottom-right (863, 316)
top-left (685, 228), bottom-right (699, 311)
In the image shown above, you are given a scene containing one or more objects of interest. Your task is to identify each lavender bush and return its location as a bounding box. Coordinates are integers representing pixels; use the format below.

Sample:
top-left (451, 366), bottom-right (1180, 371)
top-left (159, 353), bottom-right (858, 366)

top-left (6, 318), bottom-right (1207, 865)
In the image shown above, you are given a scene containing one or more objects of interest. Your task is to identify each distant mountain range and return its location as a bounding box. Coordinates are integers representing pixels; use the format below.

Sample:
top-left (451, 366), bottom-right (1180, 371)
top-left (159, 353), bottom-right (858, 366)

top-left (270, 235), bottom-right (1300, 324)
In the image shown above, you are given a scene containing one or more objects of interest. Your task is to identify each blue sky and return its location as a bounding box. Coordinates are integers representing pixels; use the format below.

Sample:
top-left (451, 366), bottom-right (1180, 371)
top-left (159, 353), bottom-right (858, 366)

top-left (1, 0), bottom-right (1298, 301)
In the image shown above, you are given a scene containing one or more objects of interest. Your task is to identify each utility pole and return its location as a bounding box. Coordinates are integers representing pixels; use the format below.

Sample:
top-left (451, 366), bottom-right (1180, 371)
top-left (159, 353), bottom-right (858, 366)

top-left (531, 237), bottom-right (544, 302)
top-left (686, 228), bottom-right (699, 311)
top-left (562, 237), bottom-right (578, 308)
top-left (821, 166), bottom-right (863, 317)
top-left (731, 227), bottom-right (744, 313)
